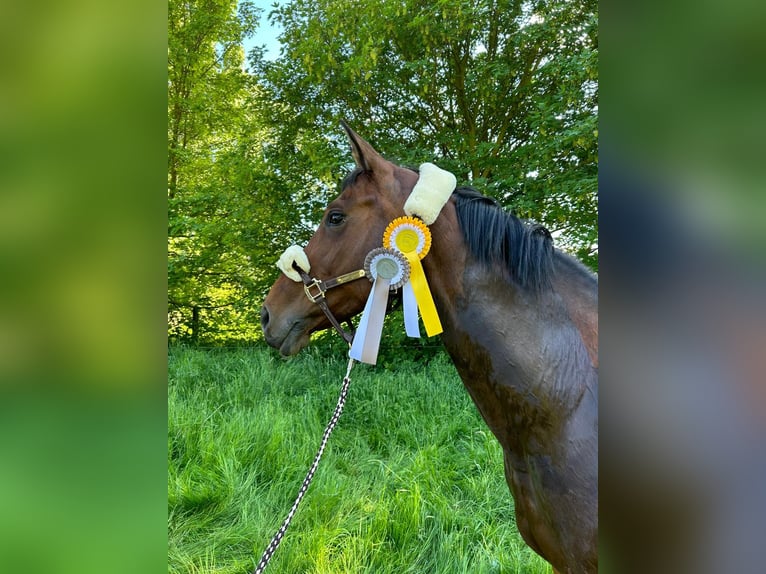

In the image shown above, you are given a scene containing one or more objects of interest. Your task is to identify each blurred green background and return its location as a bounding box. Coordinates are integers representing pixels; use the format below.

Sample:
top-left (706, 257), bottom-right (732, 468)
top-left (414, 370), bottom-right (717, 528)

top-left (0, 0), bottom-right (764, 571)
top-left (0, 0), bottom-right (166, 572)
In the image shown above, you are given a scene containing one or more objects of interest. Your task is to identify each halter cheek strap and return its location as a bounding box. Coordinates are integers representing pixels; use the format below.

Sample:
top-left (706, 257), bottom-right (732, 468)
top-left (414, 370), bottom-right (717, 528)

top-left (276, 244), bottom-right (365, 345)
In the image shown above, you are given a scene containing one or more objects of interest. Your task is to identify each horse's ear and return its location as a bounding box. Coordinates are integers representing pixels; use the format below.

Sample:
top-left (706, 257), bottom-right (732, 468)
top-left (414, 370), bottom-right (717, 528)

top-left (341, 120), bottom-right (388, 173)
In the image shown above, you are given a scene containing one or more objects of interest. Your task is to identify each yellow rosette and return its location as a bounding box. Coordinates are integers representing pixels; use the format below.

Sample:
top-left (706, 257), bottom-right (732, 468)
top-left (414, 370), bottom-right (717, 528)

top-left (383, 216), bottom-right (443, 337)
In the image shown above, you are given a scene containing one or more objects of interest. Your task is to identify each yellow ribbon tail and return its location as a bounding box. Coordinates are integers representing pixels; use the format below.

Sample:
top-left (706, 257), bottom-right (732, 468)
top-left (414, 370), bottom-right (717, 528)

top-left (404, 253), bottom-right (442, 337)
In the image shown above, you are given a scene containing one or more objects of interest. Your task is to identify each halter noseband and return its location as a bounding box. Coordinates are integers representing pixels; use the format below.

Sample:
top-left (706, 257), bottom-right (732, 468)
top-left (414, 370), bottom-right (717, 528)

top-left (291, 262), bottom-right (366, 345)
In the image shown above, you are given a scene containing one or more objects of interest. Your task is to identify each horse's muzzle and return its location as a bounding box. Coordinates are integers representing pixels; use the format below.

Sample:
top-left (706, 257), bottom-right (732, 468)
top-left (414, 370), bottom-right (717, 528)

top-left (260, 304), bottom-right (311, 356)
top-left (260, 304), bottom-right (282, 349)
top-left (259, 305), bottom-right (271, 333)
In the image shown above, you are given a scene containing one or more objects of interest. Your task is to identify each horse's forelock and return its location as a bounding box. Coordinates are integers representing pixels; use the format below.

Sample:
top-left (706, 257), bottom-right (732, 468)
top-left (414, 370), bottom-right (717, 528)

top-left (339, 164), bottom-right (418, 205)
top-left (339, 167), bottom-right (365, 192)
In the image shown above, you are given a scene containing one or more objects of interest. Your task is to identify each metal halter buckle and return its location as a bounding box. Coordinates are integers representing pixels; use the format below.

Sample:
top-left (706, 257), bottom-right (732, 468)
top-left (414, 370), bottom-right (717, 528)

top-left (303, 278), bottom-right (326, 303)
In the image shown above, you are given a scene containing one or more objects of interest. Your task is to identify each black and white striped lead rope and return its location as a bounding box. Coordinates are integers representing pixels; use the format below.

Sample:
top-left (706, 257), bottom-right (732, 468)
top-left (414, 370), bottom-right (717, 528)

top-left (253, 357), bottom-right (356, 574)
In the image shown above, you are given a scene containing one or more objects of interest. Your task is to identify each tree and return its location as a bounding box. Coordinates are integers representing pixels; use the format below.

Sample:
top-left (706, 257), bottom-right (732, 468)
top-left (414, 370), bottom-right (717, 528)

top-left (167, 0), bottom-right (598, 345)
top-left (261, 0), bottom-right (598, 268)
top-left (168, 0), bottom-right (264, 342)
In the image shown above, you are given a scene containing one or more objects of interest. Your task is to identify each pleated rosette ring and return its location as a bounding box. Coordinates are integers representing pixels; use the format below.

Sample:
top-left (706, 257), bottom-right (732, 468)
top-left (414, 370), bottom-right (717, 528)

top-left (364, 248), bottom-right (410, 289)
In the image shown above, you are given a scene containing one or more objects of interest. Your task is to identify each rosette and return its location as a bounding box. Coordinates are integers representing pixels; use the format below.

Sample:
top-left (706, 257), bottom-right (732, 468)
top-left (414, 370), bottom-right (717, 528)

top-left (383, 216), bottom-right (443, 337)
top-left (364, 247), bottom-right (410, 289)
top-left (349, 248), bottom-right (410, 365)
top-left (382, 216), bottom-right (431, 260)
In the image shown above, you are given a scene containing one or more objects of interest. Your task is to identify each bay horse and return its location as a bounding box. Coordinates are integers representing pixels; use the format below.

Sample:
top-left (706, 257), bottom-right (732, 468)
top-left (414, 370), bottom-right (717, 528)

top-left (261, 124), bottom-right (598, 573)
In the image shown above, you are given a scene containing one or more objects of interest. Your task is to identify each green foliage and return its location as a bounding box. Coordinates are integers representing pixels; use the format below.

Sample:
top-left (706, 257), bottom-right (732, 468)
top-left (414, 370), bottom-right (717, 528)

top-left (167, 0), bottom-right (598, 343)
top-left (168, 346), bottom-right (552, 573)
top-left (263, 0), bottom-right (598, 265)
top-left (168, 0), bottom-right (262, 342)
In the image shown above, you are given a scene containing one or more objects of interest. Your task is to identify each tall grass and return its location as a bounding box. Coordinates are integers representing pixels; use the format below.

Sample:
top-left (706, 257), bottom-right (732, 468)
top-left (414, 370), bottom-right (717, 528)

top-left (168, 346), bottom-right (551, 574)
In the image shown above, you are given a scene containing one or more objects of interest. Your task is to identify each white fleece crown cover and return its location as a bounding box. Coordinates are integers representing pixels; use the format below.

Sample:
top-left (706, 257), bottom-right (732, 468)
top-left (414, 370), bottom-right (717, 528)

top-left (403, 162), bottom-right (457, 225)
top-left (277, 244), bottom-right (310, 282)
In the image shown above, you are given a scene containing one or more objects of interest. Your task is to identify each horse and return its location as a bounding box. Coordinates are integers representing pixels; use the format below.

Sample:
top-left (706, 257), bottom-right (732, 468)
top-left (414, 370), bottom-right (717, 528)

top-left (261, 123), bottom-right (598, 573)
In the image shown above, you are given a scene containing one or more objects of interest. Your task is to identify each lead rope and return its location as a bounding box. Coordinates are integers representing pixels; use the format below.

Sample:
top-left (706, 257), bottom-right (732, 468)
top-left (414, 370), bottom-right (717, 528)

top-left (253, 357), bottom-right (356, 574)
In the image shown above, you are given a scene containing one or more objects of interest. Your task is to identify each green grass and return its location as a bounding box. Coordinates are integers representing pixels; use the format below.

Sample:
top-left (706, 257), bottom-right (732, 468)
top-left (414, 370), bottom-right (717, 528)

top-left (168, 345), bottom-right (551, 574)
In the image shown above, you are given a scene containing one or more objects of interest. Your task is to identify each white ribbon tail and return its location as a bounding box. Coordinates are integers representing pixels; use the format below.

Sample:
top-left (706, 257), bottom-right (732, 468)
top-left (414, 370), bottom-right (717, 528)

top-left (349, 286), bottom-right (375, 362)
top-left (402, 280), bottom-right (421, 338)
top-left (349, 277), bottom-right (390, 365)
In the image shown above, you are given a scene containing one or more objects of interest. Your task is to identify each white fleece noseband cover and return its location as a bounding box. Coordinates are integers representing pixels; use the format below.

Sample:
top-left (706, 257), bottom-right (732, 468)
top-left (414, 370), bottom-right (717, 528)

top-left (277, 244), bottom-right (310, 282)
top-left (404, 163), bottom-right (457, 225)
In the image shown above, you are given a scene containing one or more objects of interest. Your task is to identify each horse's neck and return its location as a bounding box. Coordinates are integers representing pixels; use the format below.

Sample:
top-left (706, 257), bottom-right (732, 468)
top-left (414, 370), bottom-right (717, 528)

top-left (551, 254), bottom-right (598, 367)
top-left (424, 215), bottom-right (597, 448)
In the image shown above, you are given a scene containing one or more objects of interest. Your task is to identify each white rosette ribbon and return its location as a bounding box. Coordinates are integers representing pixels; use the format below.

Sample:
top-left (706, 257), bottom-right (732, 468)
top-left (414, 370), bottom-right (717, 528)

top-left (349, 248), bottom-right (410, 365)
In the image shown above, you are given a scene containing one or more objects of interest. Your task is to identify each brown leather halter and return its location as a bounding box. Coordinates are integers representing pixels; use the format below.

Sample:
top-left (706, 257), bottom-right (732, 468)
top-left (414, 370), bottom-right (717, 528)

top-left (292, 262), bottom-right (367, 345)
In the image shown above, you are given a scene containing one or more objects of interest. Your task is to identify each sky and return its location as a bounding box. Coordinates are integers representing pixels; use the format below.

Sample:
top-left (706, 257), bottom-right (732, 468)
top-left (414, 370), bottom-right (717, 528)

top-left (243, 0), bottom-right (283, 61)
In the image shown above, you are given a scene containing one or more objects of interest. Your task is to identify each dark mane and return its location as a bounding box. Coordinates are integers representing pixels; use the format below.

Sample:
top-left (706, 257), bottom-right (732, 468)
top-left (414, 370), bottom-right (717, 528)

top-left (340, 166), bottom-right (555, 292)
top-left (453, 187), bottom-right (554, 292)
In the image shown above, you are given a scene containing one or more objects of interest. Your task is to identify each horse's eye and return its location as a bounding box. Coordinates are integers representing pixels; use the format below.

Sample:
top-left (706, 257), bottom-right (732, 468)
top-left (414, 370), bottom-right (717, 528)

top-left (326, 211), bottom-right (346, 227)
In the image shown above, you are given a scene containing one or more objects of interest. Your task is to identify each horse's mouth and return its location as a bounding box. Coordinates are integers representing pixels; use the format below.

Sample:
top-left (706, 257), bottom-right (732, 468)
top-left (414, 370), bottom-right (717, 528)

top-left (268, 321), bottom-right (310, 356)
top-left (280, 329), bottom-right (310, 356)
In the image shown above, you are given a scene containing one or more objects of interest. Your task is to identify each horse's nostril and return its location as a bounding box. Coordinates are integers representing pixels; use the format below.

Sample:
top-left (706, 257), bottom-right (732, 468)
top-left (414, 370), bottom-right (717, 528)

top-left (260, 306), bottom-right (270, 330)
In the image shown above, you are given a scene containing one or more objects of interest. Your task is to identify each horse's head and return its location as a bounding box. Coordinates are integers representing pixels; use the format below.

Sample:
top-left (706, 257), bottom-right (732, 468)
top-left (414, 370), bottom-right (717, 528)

top-left (261, 123), bottom-right (419, 355)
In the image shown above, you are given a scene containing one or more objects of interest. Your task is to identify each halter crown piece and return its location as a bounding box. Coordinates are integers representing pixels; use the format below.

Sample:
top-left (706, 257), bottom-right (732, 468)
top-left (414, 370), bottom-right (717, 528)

top-left (276, 163), bottom-right (456, 365)
top-left (403, 162), bottom-right (457, 225)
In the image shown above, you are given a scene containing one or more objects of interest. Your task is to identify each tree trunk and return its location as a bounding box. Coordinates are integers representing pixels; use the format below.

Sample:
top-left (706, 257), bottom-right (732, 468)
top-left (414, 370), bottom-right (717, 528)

top-left (191, 305), bottom-right (200, 343)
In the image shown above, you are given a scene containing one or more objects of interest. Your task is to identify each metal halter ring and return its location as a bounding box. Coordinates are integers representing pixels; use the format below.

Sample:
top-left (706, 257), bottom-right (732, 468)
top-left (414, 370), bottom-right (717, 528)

top-left (303, 278), bottom-right (326, 303)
